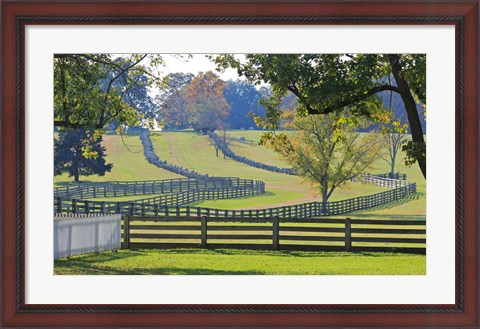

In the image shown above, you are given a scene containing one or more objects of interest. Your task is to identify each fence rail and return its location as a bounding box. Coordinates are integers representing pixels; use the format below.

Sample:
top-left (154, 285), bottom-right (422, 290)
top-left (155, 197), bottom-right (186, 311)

top-left (370, 172), bottom-right (407, 180)
top-left (122, 215), bottom-right (426, 254)
top-left (55, 183), bottom-right (265, 215)
top-left (54, 181), bottom-right (416, 217)
top-left (356, 174), bottom-right (410, 188)
top-left (208, 132), bottom-right (296, 175)
top-left (54, 177), bottom-right (260, 199)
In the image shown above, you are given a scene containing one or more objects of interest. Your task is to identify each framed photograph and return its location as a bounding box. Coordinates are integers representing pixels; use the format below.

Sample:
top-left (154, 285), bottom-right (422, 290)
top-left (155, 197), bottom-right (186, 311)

top-left (2, 1), bottom-right (478, 327)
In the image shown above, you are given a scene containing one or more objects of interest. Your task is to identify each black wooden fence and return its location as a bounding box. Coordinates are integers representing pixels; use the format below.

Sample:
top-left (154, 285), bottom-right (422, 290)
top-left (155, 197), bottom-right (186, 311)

top-left (54, 177), bottom-right (257, 199)
top-left (55, 182), bottom-right (416, 217)
top-left (55, 182), bottom-right (265, 214)
top-left (371, 172), bottom-right (407, 180)
top-left (122, 215), bottom-right (426, 254)
top-left (207, 132), bottom-right (296, 175)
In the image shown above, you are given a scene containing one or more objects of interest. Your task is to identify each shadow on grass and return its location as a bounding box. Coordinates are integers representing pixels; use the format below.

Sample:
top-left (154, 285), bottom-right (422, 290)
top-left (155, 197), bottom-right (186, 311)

top-left (351, 193), bottom-right (424, 214)
top-left (350, 213), bottom-right (426, 221)
top-left (55, 254), bottom-right (264, 275)
top-left (57, 266), bottom-right (264, 275)
top-left (129, 248), bottom-right (408, 259)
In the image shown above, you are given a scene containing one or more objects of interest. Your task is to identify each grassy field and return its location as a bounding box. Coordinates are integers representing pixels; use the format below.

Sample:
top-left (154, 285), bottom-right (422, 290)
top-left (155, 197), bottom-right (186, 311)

top-left (54, 135), bottom-right (182, 186)
top-left (53, 130), bottom-right (427, 276)
top-left (150, 130), bottom-right (392, 208)
top-left (54, 249), bottom-right (426, 275)
top-left (222, 130), bottom-right (426, 216)
top-left (54, 130), bottom-right (425, 217)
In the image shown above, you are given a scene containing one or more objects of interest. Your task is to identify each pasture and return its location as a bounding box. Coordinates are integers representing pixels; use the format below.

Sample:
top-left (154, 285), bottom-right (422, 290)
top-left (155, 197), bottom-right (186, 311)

top-left (54, 130), bottom-right (425, 218)
top-left (54, 249), bottom-right (426, 275)
top-left (53, 130), bottom-right (426, 275)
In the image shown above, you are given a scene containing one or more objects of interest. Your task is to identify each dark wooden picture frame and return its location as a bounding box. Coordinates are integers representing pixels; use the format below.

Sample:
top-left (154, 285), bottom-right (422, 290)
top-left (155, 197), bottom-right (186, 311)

top-left (1, 1), bottom-right (478, 327)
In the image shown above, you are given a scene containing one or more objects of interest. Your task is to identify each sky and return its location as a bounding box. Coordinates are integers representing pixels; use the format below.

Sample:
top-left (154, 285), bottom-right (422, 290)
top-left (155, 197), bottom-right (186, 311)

top-left (159, 54), bottom-right (245, 82)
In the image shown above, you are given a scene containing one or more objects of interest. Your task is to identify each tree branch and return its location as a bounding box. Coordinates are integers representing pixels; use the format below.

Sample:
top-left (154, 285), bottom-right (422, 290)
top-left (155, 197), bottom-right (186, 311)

top-left (307, 84), bottom-right (400, 115)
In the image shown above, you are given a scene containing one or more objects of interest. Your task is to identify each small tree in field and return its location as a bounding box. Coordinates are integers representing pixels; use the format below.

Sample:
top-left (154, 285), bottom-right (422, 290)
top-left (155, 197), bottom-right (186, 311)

top-left (381, 130), bottom-right (407, 178)
top-left (380, 86), bottom-right (408, 178)
top-left (262, 114), bottom-right (383, 211)
top-left (54, 129), bottom-right (113, 182)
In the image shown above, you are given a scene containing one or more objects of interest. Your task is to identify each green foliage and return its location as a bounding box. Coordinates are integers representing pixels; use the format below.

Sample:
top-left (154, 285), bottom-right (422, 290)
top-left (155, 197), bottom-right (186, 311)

top-left (54, 129), bottom-right (113, 182)
top-left (54, 54), bottom-right (165, 130)
top-left (261, 114), bottom-right (384, 203)
top-left (401, 140), bottom-right (426, 167)
top-left (212, 53), bottom-right (426, 177)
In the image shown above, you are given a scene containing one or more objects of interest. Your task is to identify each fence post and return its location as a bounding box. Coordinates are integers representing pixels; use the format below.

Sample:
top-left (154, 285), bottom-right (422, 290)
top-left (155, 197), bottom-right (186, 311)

top-left (72, 199), bottom-right (77, 214)
top-left (200, 216), bottom-right (208, 248)
top-left (123, 215), bottom-right (130, 249)
top-left (272, 216), bottom-right (280, 251)
top-left (345, 217), bottom-right (352, 252)
top-left (56, 197), bottom-right (62, 214)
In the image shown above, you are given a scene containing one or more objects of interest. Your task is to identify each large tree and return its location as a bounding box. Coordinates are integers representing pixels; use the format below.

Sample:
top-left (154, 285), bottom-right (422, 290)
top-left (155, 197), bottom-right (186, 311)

top-left (54, 54), bottom-right (164, 130)
top-left (155, 72), bottom-right (194, 129)
top-left (54, 129), bottom-right (113, 182)
top-left (223, 80), bottom-right (265, 129)
top-left (213, 54), bottom-right (426, 178)
top-left (185, 71), bottom-right (230, 133)
top-left (262, 114), bottom-right (383, 210)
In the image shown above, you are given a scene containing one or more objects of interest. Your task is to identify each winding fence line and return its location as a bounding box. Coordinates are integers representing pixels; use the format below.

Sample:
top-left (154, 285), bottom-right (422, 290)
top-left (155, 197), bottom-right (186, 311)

top-left (53, 130), bottom-right (417, 217)
top-left (55, 177), bottom-right (247, 199)
top-left (140, 129), bottom-right (211, 180)
top-left (207, 132), bottom-right (296, 175)
top-left (54, 178), bottom-right (416, 217)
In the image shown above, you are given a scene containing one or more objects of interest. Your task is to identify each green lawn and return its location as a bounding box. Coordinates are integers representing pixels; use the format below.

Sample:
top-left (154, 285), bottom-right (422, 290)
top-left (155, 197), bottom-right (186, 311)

top-left (54, 249), bottom-right (426, 275)
top-left (54, 135), bottom-right (182, 186)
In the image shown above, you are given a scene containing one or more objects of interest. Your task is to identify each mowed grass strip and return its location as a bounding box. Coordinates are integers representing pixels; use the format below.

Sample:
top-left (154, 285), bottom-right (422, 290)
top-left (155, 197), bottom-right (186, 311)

top-left (54, 248), bottom-right (426, 275)
top-left (224, 130), bottom-right (292, 168)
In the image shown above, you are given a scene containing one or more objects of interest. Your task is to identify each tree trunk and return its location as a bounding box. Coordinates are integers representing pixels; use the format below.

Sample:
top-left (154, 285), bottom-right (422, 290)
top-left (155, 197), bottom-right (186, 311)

top-left (390, 156), bottom-right (396, 178)
top-left (388, 54), bottom-right (426, 179)
top-left (74, 167), bottom-right (79, 182)
top-left (321, 179), bottom-right (329, 215)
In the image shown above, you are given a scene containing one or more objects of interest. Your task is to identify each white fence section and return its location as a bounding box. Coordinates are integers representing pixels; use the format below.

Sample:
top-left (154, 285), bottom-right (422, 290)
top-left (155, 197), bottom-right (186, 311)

top-left (54, 214), bottom-right (121, 259)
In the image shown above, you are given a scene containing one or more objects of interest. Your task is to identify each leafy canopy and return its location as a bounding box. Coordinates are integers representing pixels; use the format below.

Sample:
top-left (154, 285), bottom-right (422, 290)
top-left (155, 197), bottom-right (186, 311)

top-left (261, 113), bottom-right (383, 203)
top-left (54, 54), bottom-right (165, 131)
top-left (185, 71), bottom-right (230, 133)
top-left (213, 53), bottom-right (426, 178)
